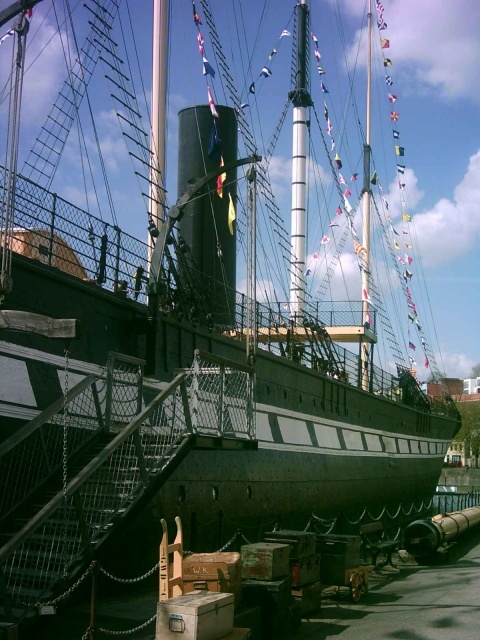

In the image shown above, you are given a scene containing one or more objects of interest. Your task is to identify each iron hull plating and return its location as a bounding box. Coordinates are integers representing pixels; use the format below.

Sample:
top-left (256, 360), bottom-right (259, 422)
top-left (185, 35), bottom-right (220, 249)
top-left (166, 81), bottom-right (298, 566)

top-left (1, 254), bottom-right (459, 553)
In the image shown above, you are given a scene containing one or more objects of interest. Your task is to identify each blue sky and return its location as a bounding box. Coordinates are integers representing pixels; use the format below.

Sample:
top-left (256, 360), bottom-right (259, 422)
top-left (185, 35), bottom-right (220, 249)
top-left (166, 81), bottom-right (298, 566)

top-left (1, 0), bottom-right (479, 380)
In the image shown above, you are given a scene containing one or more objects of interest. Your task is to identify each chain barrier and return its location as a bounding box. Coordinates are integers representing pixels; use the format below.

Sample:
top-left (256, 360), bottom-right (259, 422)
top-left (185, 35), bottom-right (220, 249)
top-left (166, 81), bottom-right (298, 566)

top-left (97, 613), bottom-right (157, 636)
top-left (386, 503), bottom-right (403, 520)
top-left (13, 562), bottom-right (96, 610)
top-left (343, 507), bottom-right (368, 526)
top-left (98, 563), bottom-right (159, 584)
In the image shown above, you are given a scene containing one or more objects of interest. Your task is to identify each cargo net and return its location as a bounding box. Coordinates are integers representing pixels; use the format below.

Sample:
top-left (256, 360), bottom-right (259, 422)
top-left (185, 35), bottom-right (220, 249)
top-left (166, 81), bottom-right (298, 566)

top-left (187, 353), bottom-right (254, 439)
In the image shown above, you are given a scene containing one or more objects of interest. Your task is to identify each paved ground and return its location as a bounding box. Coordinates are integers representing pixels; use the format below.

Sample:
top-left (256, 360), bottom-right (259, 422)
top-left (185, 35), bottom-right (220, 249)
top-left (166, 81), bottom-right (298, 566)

top-left (28, 526), bottom-right (480, 640)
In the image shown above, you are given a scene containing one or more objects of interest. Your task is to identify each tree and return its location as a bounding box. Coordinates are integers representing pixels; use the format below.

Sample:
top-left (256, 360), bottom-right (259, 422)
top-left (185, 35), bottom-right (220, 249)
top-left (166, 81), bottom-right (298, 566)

top-left (470, 364), bottom-right (480, 378)
top-left (455, 401), bottom-right (480, 468)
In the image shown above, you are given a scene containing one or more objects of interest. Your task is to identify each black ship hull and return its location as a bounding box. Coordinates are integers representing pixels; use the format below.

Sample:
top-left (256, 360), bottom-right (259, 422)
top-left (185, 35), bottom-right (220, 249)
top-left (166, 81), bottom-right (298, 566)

top-left (1, 252), bottom-right (459, 554)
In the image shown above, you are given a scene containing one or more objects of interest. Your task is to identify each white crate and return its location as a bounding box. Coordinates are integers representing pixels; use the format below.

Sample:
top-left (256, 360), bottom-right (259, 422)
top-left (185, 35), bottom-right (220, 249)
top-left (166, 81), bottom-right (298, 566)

top-left (156, 590), bottom-right (234, 640)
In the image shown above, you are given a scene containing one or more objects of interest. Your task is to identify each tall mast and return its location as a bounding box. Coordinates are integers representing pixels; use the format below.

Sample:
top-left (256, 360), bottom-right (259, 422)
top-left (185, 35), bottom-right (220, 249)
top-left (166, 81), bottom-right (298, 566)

top-left (289, 0), bottom-right (312, 319)
top-left (149, 0), bottom-right (168, 249)
top-left (361, 0), bottom-right (373, 389)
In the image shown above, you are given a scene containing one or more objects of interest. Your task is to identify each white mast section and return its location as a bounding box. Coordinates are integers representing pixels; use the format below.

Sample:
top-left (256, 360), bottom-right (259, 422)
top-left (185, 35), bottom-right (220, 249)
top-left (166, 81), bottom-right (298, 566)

top-left (289, 0), bottom-right (311, 319)
top-left (149, 0), bottom-right (168, 252)
top-left (361, 0), bottom-right (373, 390)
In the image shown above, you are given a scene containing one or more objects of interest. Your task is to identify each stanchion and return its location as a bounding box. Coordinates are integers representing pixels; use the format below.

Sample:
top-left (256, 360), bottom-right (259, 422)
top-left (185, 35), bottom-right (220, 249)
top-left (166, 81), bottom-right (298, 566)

top-left (89, 561), bottom-right (98, 640)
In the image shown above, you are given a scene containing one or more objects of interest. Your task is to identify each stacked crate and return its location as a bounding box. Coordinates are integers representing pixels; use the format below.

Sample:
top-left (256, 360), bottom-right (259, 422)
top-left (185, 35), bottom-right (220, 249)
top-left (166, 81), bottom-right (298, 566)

top-left (265, 530), bottom-right (322, 616)
top-left (316, 534), bottom-right (362, 585)
top-left (240, 542), bottom-right (293, 639)
top-left (156, 590), bottom-right (238, 640)
top-left (183, 552), bottom-right (243, 606)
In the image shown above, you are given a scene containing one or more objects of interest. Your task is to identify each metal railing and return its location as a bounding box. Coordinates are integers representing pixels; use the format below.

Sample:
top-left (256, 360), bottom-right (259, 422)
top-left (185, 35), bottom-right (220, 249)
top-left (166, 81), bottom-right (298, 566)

top-left (2, 167), bottom-right (150, 304)
top-left (0, 351), bottom-right (253, 613)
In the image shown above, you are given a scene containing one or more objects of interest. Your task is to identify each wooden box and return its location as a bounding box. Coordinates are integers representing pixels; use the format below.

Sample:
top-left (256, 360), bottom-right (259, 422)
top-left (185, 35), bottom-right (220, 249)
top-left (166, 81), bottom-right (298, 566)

top-left (156, 590), bottom-right (234, 640)
top-left (183, 552), bottom-right (242, 605)
top-left (234, 605), bottom-right (262, 640)
top-left (242, 576), bottom-right (293, 639)
top-left (222, 630), bottom-right (251, 640)
top-left (316, 534), bottom-right (361, 567)
top-left (241, 543), bottom-right (289, 581)
top-left (264, 530), bottom-right (316, 559)
top-left (292, 581), bottom-right (323, 615)
top-left (290, 553), bottom-right (321, 587)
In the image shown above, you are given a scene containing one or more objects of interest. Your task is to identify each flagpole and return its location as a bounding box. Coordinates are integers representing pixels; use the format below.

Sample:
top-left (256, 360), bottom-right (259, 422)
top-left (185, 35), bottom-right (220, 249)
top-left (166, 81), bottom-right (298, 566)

top-left (361, 0), bottom-right (373, 391)
top-left (289, 0), bottom-right (312, 321)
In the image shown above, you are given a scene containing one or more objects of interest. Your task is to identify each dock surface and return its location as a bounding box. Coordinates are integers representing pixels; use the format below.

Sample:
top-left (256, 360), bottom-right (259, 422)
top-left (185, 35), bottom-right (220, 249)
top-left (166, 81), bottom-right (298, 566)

top-left (33, 527), bottom-right (480, 640)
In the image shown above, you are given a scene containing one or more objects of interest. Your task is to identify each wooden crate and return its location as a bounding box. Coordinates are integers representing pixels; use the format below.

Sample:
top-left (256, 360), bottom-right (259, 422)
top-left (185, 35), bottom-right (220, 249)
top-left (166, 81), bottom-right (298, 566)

top-left (292, 581), bottom-right (323, 615)
top-left (264, 530), bottom-right (316, 559)
top-left (242, 576), bottom-right (293, 640)
top-left (183, 552), bottom-right (242, 605)
top-left (234, 605), bottom-right (262, 640)
top-left (241, 543), bottom-right (289, 581)
top-left (221, 630), bottom-right (251, 640)
top-left (316, 534), bottom-right (361, 567)
top-left (156, 590), bottom-right (234, 640)
top-left (290, 553), bottom-right (321, 587)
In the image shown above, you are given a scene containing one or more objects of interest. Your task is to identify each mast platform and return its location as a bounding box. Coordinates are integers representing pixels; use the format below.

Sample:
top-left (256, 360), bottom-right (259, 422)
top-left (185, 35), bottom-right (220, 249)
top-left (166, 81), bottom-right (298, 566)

top-left (224, 324), bottom-right (377, 345)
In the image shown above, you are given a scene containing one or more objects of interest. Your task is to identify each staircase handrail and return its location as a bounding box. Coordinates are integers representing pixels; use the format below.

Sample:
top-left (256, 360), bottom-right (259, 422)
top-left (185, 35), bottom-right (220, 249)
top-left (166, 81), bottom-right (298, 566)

top-left (0, 374), bottom-right (99, 458)
top-left (0, 371), bottom-right (189, 563)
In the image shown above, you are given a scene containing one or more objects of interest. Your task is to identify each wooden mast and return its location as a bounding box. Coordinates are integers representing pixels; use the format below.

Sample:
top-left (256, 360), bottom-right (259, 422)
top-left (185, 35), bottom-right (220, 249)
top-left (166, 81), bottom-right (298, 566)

top-left (149, 0), bottom-right (168, 251)
top-left (361, 0), bottom-right (374, 390)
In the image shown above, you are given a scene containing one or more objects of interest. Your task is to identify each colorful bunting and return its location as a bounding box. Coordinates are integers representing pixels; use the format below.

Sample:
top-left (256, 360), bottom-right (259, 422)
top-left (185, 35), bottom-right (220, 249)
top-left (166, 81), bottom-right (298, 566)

top-left (409, 341), bottom-right (416, 350)
top-left (197, 32), bottom-right (204, 54)
top-left (402, 212), bottom-right (412, 222)
top-left (388, 93), bottom-right (397, 103)
top-left (321, 82), bottom-right (329, 93)
top-left (354, 240), bottom-right (367, 255)
top-left (393, 130), bottom-right (400, 139)
top-left (335, 154), bottom-right (342, 169)
top-left (390, 111), bottom-right (399, 121)
top-left (383, 58), bottom-right (392, 67)
top-left (208, 87), bottom-right (219, 118)
top-left (192, 1), bottom-right (202, 25)
top-left (385, 75), bottom-right (393, 86)
top-left (217, 157), bottom-right (226, 198)
top-left (351, 173), bottom-right (358, 181)
top-left (203, 56), bottom-right (215, 78)
top-left (281, 29), bottom-right (291, 38)
top-left (321, 235), bottom-right (330, 244)
top-left (228, 192), bottom-right (236, 234)
top-left (381, 38), bottom-right (390, 49)
top-left (261, 67), bottom-right (272, 77)
top-left (395, 145), bottom-right (405, 156)
top-left (370, 171), bottom-right (378, 185)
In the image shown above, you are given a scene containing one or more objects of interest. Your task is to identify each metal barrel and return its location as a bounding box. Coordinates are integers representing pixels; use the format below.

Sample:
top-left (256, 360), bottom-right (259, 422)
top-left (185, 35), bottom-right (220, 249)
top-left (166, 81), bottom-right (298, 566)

top-left (404, 506), bottom-right (480, 558)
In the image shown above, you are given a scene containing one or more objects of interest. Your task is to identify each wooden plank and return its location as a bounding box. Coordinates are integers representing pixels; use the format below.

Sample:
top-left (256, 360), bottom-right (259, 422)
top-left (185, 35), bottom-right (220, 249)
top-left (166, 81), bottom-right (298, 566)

top-left (0, 310), bottom-right (78, 338)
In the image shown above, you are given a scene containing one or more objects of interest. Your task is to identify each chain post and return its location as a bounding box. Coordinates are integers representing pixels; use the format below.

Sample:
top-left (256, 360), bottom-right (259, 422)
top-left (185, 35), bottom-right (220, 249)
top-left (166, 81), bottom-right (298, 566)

top-left (62, 343), bottom-right (70, 579)
top-left (89, 561), bottom-right (98, 640)
top-left (105, 353), bottom-right (114, 433)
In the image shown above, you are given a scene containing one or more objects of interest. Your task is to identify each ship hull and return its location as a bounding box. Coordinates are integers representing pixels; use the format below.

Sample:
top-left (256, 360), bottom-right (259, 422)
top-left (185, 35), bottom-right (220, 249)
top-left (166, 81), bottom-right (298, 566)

top-left (1, 253), bottom-right (459, 554)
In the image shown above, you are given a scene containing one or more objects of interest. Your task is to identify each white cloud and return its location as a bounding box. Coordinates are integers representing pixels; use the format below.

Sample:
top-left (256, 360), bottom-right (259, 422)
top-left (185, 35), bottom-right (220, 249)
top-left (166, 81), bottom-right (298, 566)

top-left (410, 151), bottom-right (480, 268)
top-left (433, 351), bottom-right (476, 380)
top-left (343, 0), bottom-right (480, 102)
